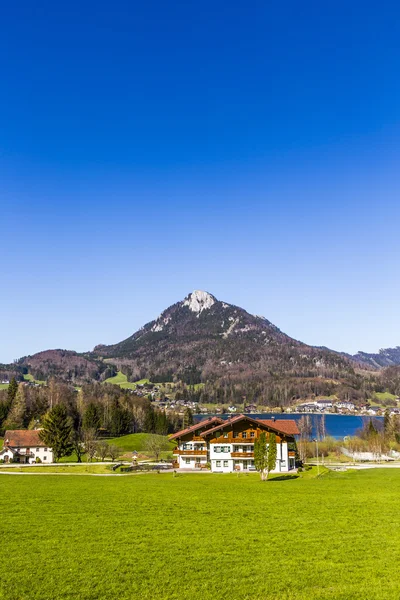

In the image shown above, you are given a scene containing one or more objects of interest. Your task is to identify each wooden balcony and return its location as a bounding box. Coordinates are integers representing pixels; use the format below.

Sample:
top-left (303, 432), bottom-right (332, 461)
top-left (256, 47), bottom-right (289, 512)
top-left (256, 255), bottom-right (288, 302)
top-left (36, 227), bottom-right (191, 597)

top-left (213, 436), bottom-right (257, 444)
top-left (231, 452), bottom-right (254, 458)
top-left (173, 449), bottom-right (208, 456)
top-left (192, 436), bottom-right (204, 441)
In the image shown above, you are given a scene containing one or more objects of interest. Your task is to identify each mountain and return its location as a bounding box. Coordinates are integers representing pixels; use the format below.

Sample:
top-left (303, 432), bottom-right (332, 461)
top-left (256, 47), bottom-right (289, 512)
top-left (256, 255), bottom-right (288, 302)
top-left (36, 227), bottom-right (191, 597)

top-left (16, 350), bottom-right (111, 384)
top-left (93, 290), bottom-right (355, 383)
top-left (349, 347), bottom-right (400, 369)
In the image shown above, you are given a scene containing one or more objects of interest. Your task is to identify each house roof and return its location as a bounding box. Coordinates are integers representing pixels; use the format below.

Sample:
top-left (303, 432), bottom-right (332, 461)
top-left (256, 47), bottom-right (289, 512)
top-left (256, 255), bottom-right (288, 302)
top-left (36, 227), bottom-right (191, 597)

top-left (3, 429), bottom-right (46, 448)
top-left (169, 417), bottom-right (224, 440)
top-left (0, 446), bottom-right (18, 455)
top-left (200, 414), bottom-right (299, 438)
top-left (258, 420), bottom-right (300, 435)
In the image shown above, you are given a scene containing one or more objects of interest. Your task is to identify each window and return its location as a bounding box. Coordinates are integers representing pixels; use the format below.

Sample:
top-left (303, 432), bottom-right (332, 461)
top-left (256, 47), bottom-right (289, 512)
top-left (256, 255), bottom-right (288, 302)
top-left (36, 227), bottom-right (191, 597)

top-left (215, 446), bottom-right (221, 453)
top-left (216, 460), bottom-right (221, 467)
top-left (242, 432), bottom-right (247, 439)
top-left (223, 446), bottom-right (230, 453)
top-left (250, 431), bottom-right (255, 438)
top-left (185, 458), bottom-right (191, 465)
top-left (223, 461), bottom-right (229, 467)
top-left (43, 457), bottom-right (47, 461)
top-left (44, 448), bottom-right (48, 452)
top-left (36, 448), bottom-right (40, 452)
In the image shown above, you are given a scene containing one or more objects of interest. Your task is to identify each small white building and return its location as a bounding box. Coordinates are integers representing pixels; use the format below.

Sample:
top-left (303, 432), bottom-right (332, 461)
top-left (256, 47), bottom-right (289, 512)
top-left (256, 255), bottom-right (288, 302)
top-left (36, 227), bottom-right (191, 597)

top-left (315, 399), bottom-right (333, 410)
top-left (0, 430), bottom-right (53, 464)
top-left (336, 401), bottom-right (355, 411)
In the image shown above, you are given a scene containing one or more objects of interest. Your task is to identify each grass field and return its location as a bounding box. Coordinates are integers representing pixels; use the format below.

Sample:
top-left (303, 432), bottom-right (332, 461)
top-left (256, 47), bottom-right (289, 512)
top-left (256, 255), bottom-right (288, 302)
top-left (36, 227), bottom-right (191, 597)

top-left (373, 391), bottom-right (398, 404)
top-left (106, 432), bottom-right (175, 453)
top-left (103, 371), bottom-right (150, 390)
top-left (23, 373), bottom-right (46, 385)
top-left (1, 469), bottom-right (400, 600)
top-left (0, 464), bottom-right (113, 474)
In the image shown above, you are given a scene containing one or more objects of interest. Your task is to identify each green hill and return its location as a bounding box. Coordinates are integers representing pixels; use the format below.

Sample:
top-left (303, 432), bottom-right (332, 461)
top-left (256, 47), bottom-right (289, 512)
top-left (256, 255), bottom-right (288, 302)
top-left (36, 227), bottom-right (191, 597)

top-left (106, 433), bottom-right (175, 453)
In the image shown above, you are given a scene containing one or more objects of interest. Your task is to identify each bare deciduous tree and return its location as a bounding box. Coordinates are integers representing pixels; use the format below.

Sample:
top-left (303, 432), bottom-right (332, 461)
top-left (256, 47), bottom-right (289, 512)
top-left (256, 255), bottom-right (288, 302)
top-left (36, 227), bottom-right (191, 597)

top-left (83, 428), bottom-right (98, 462)
top-left (96, 440), bottom-right (109, 462)
top-left (144, 434), bottom-right (170, 461)
top-left (108, 444), bottom-right (121, 462)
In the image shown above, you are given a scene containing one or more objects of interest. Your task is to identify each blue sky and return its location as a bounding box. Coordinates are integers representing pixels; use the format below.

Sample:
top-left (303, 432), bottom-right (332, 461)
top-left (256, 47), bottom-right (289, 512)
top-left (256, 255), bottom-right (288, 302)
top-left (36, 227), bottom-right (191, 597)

top-left (1, 1), bottom-right (400, 363)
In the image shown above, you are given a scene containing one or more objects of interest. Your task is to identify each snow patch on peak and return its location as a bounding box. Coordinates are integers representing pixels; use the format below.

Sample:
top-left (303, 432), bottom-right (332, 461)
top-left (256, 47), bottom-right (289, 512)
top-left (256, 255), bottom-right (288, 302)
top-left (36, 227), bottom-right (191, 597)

top-left (183, 290), bottom-right (216, 313)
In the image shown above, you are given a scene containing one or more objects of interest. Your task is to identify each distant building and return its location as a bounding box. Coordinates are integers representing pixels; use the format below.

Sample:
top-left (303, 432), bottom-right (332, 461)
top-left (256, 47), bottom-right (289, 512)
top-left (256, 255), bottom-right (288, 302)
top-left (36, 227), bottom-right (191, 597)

top-left (315, 399), bottom-right (333, 410)
top-left (0, 430), bottom-right (53, 464)
top-left (297, 403), bottom-right (316, 412)
top-left (336, 401), bottom-right (355, 411)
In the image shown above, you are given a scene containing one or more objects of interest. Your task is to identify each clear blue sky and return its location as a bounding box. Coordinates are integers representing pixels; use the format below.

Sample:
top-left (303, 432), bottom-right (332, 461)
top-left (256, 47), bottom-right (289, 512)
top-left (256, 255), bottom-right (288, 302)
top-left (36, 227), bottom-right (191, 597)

top-left (1, 1), bottom-right (400, 363)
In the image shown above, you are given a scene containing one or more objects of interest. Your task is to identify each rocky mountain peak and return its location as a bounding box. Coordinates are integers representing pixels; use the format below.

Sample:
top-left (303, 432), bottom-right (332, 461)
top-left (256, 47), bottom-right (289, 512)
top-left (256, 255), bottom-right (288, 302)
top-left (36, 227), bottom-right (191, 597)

top-left (182, 290), bottom-right (217, 313)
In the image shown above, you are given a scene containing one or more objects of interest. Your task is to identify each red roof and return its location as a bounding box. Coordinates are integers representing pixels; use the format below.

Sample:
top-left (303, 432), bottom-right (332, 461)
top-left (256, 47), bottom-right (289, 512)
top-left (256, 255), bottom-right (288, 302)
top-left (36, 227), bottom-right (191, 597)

top-left (3, 430), bottom-right (46, 448)
top-left (169, 417), bottom-right (224, 440)
top-left (200, 414), bottom-right (299, 437)
top-left (258, 420), bottom-right (300, 435)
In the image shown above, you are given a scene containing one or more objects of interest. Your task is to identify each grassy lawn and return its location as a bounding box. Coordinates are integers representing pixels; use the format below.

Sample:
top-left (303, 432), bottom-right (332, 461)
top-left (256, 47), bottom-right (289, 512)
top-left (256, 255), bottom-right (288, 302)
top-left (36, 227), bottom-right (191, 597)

top-left (23, 374), bottom-right (46, 385)
top-left (106, 432), bottom-right (174, 453)
top-left (0, 464), bottom-right (113, 474)
top-left (103, 371), bottom-right (150, 390)
top-left (1, 469), bottom-right (400, 599)
top-left (375, 391), bottom-right (397, 401)
top-left (0, 383), bottom-right (9, 390)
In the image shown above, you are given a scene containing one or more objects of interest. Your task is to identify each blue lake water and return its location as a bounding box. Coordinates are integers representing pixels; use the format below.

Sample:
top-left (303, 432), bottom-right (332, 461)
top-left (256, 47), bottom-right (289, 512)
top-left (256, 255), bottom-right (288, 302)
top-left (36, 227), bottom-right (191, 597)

top-left (195, 413), bottom-right (383, 439)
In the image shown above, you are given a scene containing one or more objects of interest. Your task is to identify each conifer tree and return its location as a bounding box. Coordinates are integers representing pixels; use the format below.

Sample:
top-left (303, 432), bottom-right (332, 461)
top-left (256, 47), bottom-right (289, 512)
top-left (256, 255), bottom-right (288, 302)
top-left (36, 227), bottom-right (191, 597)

top-left (267, 433), bottom-right (277, 476)
top-left (155, 410), bottom-right (168, 435)
top-left (7, 377), bottom-right (18, 404)
top-left (83, 402), bottom-right (101, 431)
top-left (4, 384), bottom-right (27, 430)
top-left (40, 404), bottom-right (73, 462)
top-left (254, 432), bottom-right (268, 481)
top-left (144, 405), bottom-right (156, 432)
top-left (384, 410), bottom-right (391, 434)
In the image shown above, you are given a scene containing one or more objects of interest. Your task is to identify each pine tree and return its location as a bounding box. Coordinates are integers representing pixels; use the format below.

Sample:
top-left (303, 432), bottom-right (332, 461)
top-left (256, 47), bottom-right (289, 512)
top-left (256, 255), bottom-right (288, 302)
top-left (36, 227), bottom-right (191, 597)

top-left (83, 402), bottom-right (101, 431)
top-left (40, 404), bottom-right (73, 462)
top-left (384, 410), bottom-right (391, 434)
top-left (368, 419), bottom-right (378, 437)
top-left (267, 433), bottom-right (277, 476)
top-left (7, 377), bottom-right (18, 404)
top-left (144, 405), bottom-right (156, 433)
top-left (155, 410), bottom-right (168, 435)
top-left (254, 432), bottom-right (268, 481)
top-left (182, 407), bottom-right (194, 429)
top-left (4, 384), bottom-right (27, 430)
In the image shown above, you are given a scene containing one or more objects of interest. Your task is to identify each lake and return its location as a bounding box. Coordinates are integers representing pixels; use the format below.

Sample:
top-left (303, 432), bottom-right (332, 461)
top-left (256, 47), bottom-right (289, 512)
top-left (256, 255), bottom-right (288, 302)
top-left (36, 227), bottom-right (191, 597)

top-left (195, 413), bottom-right (383, 439)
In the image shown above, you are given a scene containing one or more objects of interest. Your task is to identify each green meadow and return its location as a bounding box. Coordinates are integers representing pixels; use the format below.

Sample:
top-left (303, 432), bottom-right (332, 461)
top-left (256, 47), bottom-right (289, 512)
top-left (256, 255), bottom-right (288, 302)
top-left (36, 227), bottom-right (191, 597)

top-left (103, 371), bottom-right (150, 390)
top-left (1, 469), bottom-right (400, 600)
top-left (105, 432), bottom-right (175, 453)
